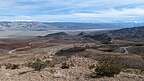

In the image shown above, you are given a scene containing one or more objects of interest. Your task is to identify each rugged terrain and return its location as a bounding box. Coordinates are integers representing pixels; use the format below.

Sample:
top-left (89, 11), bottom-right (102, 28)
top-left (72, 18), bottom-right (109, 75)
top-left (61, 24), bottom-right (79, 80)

top-left (0, 27), bottom-right (143, 81)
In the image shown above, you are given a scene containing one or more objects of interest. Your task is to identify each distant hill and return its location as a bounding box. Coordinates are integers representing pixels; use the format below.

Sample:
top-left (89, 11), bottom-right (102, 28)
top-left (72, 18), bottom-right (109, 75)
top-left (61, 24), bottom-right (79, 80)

top-left (39, 31), bottom-right (112, 44)
top-left (78, 32), bottom-right (112, 44)
top-left (39, 26), bottom-right (144, 43)
top-left (38, 32), bottom-right (100, 43)
top-left (108, 26), bottom-right (144, 42)
top-left (0, 21), bottom-right (144, 31)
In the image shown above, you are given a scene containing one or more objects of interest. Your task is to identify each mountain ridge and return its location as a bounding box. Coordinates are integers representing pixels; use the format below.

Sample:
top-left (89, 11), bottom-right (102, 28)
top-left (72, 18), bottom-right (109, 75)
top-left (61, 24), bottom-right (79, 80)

top-left (108, 26), bottom-right (144, 42)
top-left (0, 22), bottom-right (144, 31)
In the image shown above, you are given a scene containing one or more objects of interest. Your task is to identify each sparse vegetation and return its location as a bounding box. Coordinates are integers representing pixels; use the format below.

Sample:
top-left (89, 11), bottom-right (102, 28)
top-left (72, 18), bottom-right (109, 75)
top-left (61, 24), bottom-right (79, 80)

top-left (97, 55), bottom-right (144, 70)
top-left (0, 26), bottom-right (144, 81)
top-left (28, 58), bottom-right (48, 71)
top-left (92, 56), bottom-right (123, 78)
top-left (94, 62), bottom-right (123, 77)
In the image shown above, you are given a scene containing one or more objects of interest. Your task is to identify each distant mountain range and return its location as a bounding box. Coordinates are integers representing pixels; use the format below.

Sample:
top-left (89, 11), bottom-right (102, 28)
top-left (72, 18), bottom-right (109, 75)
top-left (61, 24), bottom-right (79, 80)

top-left (0, 22), bottom-right (144, 31)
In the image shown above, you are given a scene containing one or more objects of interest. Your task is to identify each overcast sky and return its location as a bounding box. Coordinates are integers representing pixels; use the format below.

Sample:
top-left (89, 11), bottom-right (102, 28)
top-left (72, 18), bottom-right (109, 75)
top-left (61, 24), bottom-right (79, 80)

top-left (0, 0), bottom-right (144, 23)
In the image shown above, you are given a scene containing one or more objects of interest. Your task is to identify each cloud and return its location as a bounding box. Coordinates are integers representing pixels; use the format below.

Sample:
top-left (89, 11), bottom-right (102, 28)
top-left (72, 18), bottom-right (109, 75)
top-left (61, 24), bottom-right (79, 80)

top-left (0, 0), bottom-right (144, 22)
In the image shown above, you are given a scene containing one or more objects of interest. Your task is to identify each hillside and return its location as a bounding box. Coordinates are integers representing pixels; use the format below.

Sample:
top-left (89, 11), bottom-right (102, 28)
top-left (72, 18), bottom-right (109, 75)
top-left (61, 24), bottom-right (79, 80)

top-left (0, 26), bottom-right (143, 81)
top-left (108, 26), bottom-right (144, 42)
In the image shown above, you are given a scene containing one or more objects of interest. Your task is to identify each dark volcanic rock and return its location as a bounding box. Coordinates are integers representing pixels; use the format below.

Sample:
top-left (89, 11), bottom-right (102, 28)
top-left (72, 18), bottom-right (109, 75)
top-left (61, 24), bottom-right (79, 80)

top-left (44, 32), bottom-right (69, 37)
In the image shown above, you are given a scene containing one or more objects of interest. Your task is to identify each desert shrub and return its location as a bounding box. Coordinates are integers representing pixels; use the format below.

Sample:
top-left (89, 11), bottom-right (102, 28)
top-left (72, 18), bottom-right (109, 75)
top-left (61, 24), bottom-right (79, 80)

top-left (61, 62), bottom-right (69, 69)
top-left (5, 63), bottom-right (20, 69)
top-left (94, 62), bottom-right (123, 77)
top-left (92, 56), bottom-right (123, 78)
top-left (97, 55), bottom-right (144, 69)
top-left (28, 58), bottom-right (48, 71)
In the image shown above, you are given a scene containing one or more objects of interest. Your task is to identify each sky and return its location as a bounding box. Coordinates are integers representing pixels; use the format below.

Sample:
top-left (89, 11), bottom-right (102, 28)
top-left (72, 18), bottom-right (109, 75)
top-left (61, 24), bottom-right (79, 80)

top-left (0, 0), bottom-right (144, 23)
